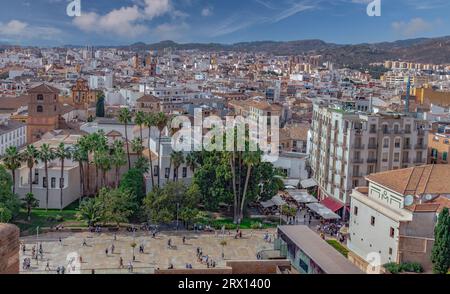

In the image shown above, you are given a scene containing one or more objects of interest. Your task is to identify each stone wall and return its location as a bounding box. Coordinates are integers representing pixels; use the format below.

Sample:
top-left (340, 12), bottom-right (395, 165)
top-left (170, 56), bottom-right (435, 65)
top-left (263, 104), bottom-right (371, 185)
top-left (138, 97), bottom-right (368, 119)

top-left (0, 224), bottom-right (20, 274)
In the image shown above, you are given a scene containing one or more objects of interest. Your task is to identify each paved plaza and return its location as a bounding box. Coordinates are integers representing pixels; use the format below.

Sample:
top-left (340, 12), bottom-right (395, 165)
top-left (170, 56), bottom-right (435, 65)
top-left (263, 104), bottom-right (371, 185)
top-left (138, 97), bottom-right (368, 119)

top-left (19, 229), bottom-right (276, 274)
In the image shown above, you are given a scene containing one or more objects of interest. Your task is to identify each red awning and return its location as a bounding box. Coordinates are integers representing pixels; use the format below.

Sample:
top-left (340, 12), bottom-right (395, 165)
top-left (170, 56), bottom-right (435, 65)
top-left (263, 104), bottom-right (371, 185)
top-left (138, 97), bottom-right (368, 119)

top-left (320, 197), bottom-right (344, 212)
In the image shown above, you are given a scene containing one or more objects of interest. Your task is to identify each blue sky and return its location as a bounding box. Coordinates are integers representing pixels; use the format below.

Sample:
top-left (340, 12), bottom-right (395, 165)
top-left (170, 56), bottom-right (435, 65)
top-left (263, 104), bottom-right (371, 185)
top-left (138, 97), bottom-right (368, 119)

top-left (0, 0), bottom-right (449, 46)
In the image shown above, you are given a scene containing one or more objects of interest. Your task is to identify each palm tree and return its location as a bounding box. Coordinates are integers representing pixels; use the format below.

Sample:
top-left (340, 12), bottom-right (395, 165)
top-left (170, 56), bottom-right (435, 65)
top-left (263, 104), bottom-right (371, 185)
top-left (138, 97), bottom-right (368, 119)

top-left (135, 111), bottom-right (146, 144)
top-left (38, 144), bottom-right (55, 211)
top-left (98, 148), bottom-right (112, 188)
top-left (118, 108), bottom-right (133, 169)
top-left (55, 143), bottom-right (72, 211)
top-left (144, 113), bottom-right (156, 189)
top-left (239, 151), bottom-right (261, 221)
top-left (72, 144), bottom-right (87, 206)
top-left (111, 140), bottom-right (127, 188)
top-left (22, 192), bottom-right (39, 221)
top-left (4, 146), bottom-right (22, 195)
top-left (78, 136), bottom-right (91, 195)
top-left (21, 145), bottom-right (39, 195)
top-left (155, 112), bottom-right (168, 187)
top-left (170, 151), bottom-right (185, 182)
top-left (131, 138), bottom-right (144, 158)
top-left (185, 153), bottom-right (198, 175)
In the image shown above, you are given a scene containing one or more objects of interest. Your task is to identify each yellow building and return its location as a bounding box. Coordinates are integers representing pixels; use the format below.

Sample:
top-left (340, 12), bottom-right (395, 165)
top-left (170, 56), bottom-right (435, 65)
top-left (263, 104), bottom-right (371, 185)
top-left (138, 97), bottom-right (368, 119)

top-left (414, 86), bottom-right (450, 107)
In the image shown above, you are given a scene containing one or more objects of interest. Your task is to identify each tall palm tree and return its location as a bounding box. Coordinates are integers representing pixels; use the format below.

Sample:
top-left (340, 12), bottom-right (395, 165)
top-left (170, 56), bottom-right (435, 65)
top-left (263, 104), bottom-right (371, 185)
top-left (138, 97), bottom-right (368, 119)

top-left (239, 151), bottom-right (261, 221)
top-left (21, 145), bottom-right (39, 195)
top-left (155, 112), bottom-right (168, 188)
top-left (4, 146), bottom-right (22, 195)
top-left (72, 143), bottom-right (87, 206)
top-left (78, 136), bottom-right (91, 195)
top-left (118, 108), bottom-right (133, 169)
top-left (131, 138), bottom-right (144, 158)
top-left (135, 111), bottom-right (146, 144)
top-left (38, 144), bottom-right (55, 211)
top-left (97, 147), bottom-right (112, 188)
top-left (111, 140), bottom-right (127, 188)
top-left (22, 192), bottom-right (39, 221)
top-left (170, 151), bottom-right (185, 182)
top-left (185, 153), bottom-right (198, 175)
top-left (144, 113), bottom-right (156, 189)
top-left (55, 143), bottom-right (72, 211)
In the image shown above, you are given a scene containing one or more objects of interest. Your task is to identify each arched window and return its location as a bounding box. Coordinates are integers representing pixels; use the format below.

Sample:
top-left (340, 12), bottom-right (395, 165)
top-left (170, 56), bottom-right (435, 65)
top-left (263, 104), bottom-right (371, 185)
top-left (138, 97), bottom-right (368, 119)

top-left (37, 94), bottom-right (44, 101)
top-left (37, 105), bottom-right (43, 113)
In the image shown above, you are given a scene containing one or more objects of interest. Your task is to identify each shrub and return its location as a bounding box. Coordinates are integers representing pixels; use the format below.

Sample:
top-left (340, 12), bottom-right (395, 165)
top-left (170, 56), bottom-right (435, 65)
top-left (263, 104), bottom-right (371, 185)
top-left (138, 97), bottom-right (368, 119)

top-left (384, 262), bottom-right (402, 274)
top-left (384, 262), bottom-right (423, 274)
top-left (250, 222), bottom-right (262, 230)
top-left (326, 240), bottom-right (349, 258)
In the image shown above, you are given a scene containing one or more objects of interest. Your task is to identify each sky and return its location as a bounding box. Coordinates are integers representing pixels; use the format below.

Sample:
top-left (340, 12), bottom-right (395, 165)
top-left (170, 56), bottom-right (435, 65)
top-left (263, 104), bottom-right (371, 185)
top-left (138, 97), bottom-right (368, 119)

top-left (0, 0), bottom-right (449, 46)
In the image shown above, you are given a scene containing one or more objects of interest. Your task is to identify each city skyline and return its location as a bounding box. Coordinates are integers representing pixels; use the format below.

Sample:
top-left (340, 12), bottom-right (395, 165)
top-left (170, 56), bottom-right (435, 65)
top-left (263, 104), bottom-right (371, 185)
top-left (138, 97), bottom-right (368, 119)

top-left (0, 0), bottom-right (450, 46)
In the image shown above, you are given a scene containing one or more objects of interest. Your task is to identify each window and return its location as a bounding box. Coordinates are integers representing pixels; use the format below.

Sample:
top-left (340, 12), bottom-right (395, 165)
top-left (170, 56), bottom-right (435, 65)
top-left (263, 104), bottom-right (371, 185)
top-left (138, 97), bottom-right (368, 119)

top-left (394, 138), bottom-right (401, 148)
top-left (37, 94), bottom-right (44, 101)
top-left (443, 152), bottom-right (448, 161)
top-left (165, 168), bottom-right (170, 179)
top-left (43, 177), bottom-right (47, 188)
top-left (51, 177), bottom-right (56, 188)
top-left (370, 124), bottom-right (376, 133)
top-left (153, 166), bottom-right (159, 176)
top-left (182, 167), bottom-right (187, 178)
top-left (354, 206), bottom-right (358, 216)
top-left (383, 138), bottom-right (389, 148)
top-left (60, 178), bottom-right (64, 189)
top-left (37, 105), bottom-right (43, 113)
top-left (370, 216), bottom-right (376, 226)
top-left (405, 124), bottom-right (411, 133)
top-left (389, 248), bottom-right (393, 255)
top-left (390, 227), bottom-right (395, 238)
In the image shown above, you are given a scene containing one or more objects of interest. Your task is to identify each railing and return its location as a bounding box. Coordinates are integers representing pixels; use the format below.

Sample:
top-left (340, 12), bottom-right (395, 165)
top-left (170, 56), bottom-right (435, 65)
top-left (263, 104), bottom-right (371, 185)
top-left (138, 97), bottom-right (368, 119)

top-left (367, 144), bottom-right (377, 149)
top-left (352, 158), bottom-right (364, 164)
top-left (353, 144), bottom-right (365, 150)
top-left (403, 144), bottom-right (412, 150)
top-left (415, 144), bottom-right (425, 150)
top-left (415, 159), bottom-right (426, 164)
top-left (367, 158), bottom-right (378, 163)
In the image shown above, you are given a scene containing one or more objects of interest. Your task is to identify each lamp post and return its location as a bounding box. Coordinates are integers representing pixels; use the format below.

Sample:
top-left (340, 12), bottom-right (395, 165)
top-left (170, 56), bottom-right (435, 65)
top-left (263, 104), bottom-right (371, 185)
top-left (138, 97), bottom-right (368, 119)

top-left (176, 203), bottom-right (180, 231)
top-left (36, 226), bottom-right (39, 265)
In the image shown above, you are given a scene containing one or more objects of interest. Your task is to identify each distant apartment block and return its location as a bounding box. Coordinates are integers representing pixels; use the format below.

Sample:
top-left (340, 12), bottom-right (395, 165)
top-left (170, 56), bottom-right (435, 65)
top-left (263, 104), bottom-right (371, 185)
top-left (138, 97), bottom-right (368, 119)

top-left (309, 102), bottom-right (429, 218)
top-left (0, 115), bottom-right (26, 157)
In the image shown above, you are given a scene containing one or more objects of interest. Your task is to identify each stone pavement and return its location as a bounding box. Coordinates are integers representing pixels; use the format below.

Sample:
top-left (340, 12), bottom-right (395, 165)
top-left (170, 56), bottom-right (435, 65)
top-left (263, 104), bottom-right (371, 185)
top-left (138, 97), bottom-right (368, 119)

top-left (19, 229), bottom-right (276, 274)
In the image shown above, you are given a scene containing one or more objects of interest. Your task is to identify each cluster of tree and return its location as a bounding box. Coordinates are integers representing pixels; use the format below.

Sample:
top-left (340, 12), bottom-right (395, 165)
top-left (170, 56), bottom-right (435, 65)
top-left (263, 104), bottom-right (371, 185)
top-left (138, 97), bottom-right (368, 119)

top-left (0, 165), bottom-right (20, 222)
top-left (77, 188), bottom-right (136, 227)
top-left (142, 181), bottom-right (203, 226)
top-left (192, 133), bottom-right (284, 224)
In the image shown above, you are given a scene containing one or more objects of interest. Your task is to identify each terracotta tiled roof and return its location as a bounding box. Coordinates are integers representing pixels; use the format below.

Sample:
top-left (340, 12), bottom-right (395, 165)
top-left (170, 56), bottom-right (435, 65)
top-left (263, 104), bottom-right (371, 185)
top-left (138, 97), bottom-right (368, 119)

top-left (136, 95), bottom-right (159, 103)
top-left (28, 83), bottom-right (60, 94)
top-left (366, 165), bottom-right (450, 196)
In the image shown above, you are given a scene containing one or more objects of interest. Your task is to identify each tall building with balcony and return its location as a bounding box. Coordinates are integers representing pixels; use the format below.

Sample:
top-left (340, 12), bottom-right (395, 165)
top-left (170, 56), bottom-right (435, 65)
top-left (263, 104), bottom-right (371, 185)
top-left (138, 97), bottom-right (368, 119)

top-left (309, 102), bottom-right (429, 218)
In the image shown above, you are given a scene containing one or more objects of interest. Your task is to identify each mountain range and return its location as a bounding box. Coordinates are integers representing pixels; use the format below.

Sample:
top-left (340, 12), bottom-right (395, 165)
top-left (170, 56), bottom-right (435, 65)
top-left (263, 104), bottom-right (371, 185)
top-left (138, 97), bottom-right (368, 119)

top-left (122, 36), bottom-right (450, 67)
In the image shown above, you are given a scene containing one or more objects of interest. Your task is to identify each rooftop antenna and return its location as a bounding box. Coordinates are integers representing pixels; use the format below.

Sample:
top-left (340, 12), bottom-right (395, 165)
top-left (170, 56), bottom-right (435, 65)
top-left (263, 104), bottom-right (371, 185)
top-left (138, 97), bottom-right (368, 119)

top-left (405, 76), bottom-right (411, 114)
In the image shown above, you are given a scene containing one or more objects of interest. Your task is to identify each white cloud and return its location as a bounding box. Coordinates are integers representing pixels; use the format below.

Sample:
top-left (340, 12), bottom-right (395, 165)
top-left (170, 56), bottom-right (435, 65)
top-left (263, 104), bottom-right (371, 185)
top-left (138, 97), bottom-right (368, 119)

top-left (0, 20), bottom-right (61, 41)
top-left (73, 0), bottom-right (175, 38)
top-left (392, 18), bottom-right (434, 37)
top-left (201, 7), bottom-right (213, 17)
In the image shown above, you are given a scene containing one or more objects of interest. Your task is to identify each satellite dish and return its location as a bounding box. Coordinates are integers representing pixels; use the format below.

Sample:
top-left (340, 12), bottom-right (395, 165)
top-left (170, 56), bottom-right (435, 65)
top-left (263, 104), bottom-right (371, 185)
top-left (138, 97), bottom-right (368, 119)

top-left (425, 194), bottom-right (433, 201)
top-left (404, 195), bottom-right (414, 207)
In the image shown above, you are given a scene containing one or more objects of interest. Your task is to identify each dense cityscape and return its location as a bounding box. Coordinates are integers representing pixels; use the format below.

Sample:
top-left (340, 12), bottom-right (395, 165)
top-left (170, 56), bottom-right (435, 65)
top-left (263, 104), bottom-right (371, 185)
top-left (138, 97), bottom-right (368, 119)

top-left (0, 0), bottom-right (449, 280)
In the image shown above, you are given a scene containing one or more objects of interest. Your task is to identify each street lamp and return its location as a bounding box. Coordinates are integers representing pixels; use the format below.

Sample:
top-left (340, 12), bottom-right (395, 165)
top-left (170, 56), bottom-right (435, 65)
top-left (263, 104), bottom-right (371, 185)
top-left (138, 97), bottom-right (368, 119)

top-left (176, 203), bottom-right (180, 230)
top-left (36, 226), bottom-right (39, 265)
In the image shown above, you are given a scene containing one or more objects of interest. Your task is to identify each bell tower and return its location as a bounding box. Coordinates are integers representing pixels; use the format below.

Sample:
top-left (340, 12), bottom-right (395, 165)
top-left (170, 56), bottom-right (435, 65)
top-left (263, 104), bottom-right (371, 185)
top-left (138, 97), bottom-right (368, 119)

top-left (27, 83), bottom-right (61, 143)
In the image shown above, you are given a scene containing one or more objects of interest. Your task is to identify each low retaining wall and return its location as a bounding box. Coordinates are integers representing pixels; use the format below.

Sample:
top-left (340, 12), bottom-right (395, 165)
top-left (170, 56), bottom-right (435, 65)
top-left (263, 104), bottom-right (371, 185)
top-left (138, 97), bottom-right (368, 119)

top-left (0, 224), bottom-right (20, 274)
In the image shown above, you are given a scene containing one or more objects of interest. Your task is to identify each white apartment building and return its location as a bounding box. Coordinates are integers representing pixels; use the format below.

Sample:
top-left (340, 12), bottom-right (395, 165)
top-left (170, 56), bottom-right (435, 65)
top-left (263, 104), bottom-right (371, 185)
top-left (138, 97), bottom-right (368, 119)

top-left (348, 165), bottom-right (450, 273)
top-left (89, 74), bottom-right (113, 90)
top-left (0, 116), bottom-right (27, 157)
top-left (309, 102), bottom-right (429, 218)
